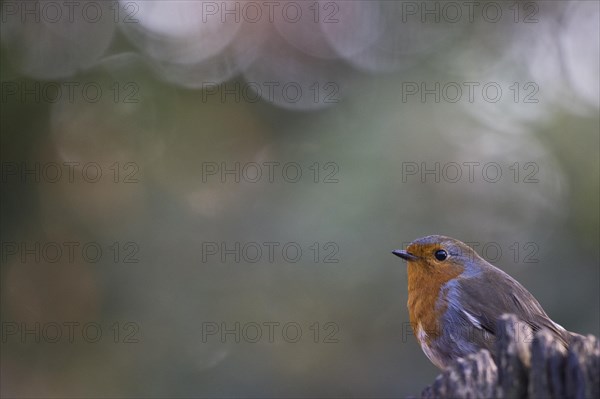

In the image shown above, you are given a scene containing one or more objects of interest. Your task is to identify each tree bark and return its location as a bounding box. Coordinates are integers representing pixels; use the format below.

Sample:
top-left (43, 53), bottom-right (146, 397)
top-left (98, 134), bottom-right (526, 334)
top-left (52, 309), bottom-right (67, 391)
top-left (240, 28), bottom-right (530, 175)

top-left (419, 315), bottom-right (599, 399)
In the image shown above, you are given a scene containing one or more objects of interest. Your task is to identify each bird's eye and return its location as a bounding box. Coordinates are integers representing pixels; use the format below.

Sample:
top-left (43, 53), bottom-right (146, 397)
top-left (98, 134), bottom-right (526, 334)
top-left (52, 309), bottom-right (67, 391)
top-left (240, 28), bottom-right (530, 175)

top-left (434, 249), bottom-right (448, 261)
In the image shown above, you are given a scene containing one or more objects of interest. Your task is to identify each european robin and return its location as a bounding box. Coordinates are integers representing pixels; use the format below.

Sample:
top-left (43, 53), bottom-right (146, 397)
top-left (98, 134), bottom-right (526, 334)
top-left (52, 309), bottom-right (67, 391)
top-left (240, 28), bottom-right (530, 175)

top-left (392, 235), bottom-right (575, 369)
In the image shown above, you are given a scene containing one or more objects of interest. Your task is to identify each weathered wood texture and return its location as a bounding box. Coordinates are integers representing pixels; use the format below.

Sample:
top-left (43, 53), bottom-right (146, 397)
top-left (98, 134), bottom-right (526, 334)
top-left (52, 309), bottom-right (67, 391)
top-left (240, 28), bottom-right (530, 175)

top-left (420, 314), bottom-right (600, 399)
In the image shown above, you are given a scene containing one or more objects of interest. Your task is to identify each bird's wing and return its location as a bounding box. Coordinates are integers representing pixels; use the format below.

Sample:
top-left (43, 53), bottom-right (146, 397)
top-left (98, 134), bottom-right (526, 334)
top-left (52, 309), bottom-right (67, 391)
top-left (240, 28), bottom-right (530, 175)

top-left (451, 269), bottom-right (569, 347)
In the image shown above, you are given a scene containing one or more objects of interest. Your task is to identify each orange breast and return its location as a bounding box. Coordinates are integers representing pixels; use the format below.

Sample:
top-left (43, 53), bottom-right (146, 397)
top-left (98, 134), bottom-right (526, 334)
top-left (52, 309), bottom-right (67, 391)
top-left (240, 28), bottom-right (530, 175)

top-left (407, 262), bottom-right (463, 346)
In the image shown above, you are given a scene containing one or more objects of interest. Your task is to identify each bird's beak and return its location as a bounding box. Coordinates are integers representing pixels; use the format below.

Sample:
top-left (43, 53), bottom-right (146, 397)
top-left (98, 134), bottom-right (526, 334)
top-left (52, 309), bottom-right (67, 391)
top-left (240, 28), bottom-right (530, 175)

top-left (392, 249), bottom-right (418, 261)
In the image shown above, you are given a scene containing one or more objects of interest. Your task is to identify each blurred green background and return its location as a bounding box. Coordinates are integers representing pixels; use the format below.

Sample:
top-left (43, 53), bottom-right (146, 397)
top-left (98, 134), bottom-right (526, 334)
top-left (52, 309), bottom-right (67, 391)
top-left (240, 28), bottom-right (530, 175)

top-left (1, 0), bottom-right (599, 397)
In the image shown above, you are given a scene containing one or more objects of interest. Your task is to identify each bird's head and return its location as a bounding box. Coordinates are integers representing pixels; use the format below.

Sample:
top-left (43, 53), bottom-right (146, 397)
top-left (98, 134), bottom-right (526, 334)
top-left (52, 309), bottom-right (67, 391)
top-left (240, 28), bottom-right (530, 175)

top-left (392, 235), bottom-right (487, 279)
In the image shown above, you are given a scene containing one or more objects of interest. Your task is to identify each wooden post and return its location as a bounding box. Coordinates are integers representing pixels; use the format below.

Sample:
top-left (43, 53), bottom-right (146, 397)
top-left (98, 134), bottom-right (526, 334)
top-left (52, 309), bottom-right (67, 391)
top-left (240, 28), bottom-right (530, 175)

top-left (420, 315), bottom-right (600, 398)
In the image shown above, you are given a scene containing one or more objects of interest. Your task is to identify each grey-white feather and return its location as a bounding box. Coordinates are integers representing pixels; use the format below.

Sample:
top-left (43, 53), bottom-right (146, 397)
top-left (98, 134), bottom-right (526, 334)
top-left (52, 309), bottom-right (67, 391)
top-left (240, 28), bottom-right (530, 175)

top-left (443, 264), bottom-right (570, 351)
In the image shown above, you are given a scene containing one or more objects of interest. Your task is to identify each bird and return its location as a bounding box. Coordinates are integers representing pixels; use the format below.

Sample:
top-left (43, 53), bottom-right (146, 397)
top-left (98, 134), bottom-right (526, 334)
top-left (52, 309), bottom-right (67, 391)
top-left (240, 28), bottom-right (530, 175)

top-left (392, 235), bottom-right (575, 369)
